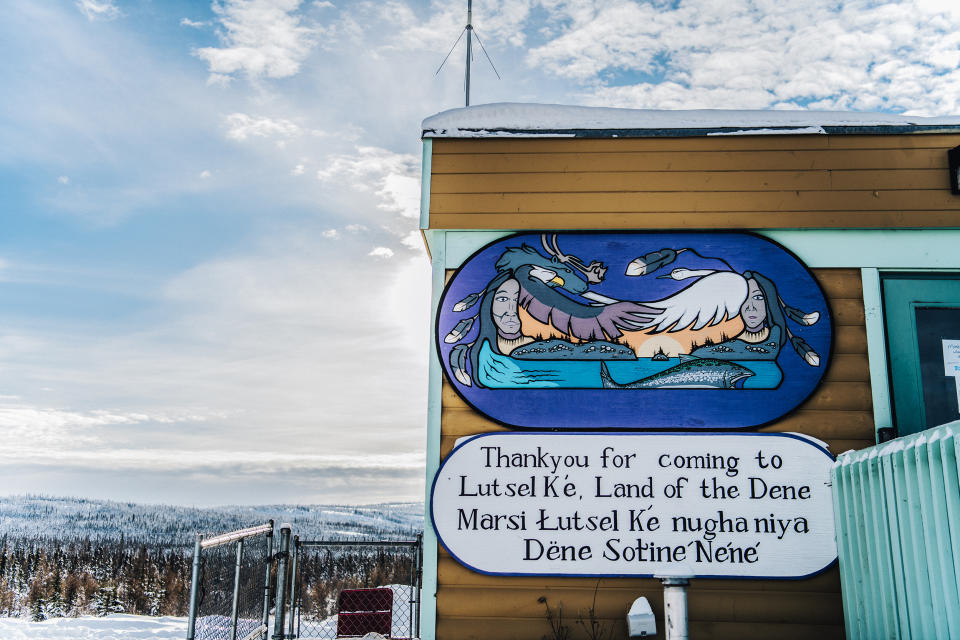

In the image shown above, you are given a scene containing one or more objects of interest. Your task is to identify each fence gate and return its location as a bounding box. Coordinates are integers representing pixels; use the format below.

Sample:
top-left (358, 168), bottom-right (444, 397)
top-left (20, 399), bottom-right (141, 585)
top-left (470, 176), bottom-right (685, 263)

top-left (291, 537), bottom-right (422, 639)
top-left (186, 522), bottom-right (275, 640)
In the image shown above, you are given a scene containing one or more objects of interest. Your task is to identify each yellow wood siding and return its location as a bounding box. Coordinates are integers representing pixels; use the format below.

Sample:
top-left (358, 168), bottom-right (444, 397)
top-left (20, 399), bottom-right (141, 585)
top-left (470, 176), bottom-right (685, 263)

top-left (435, 267), bottom-right (867, 639)
top-left (429, 135), bottom-right (960, 229)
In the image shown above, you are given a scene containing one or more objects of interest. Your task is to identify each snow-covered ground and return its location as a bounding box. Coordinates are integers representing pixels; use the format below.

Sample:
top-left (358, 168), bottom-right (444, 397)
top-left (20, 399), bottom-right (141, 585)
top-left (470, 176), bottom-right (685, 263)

top-left (0, 615), bottom-right (186, 639)
top-left (0, 585), bottom-right (420, 639)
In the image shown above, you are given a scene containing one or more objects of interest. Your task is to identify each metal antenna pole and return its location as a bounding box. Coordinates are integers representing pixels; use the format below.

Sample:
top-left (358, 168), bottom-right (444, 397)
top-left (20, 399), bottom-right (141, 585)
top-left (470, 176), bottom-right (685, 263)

top-left (465, 0), bottom-right (472, 106)
top-left (436, 0), bottom-right (498, 105)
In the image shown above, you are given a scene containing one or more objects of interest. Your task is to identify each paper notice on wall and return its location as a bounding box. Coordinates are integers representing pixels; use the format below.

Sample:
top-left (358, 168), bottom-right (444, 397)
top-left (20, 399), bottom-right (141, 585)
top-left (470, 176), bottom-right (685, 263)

top-left (943, 340), bottom-right (960, 375)
top-left (943, 339), bottom-right (960, 413)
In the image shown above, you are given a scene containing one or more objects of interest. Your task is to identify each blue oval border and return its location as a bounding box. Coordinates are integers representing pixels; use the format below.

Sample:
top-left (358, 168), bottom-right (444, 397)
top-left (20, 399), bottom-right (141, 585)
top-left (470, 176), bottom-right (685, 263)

top-left (435, 231), bottom-right (834, 430)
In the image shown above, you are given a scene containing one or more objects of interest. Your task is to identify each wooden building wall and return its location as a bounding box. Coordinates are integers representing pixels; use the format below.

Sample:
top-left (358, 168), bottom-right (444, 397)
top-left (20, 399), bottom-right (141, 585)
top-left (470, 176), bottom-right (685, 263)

top-left (428, 132), bottom-right (959, 639)
top-left (428, 134), bottom-right (960, 229)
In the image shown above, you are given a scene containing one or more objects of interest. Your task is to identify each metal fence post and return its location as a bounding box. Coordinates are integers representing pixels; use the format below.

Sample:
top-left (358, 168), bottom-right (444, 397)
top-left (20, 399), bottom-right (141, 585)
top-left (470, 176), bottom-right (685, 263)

top-left (272, 524), bottom-right (292, 640)
top-left (230, 538), bottom-right (244, 640)
top-left (408, 539), bottom-right (416, 636)
top-left (415, 533), bottom-right (423, 639)
top-left (186, 534), bottom-right (203, 640)
top-left (286, 536), bottom-right (300, 639)
top-left (262, 522), bottom-right (274, 632)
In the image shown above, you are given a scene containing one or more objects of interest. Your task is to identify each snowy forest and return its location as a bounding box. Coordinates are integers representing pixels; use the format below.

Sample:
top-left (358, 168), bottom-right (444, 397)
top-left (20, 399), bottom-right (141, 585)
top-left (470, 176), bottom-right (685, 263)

top-left (0, 496), bottom-right (423, 620)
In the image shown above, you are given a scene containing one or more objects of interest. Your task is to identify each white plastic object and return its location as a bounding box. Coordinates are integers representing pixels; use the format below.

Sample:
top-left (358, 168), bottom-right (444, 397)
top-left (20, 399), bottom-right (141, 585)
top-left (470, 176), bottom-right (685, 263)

top-left (627, 596), bottom-right (657, 637)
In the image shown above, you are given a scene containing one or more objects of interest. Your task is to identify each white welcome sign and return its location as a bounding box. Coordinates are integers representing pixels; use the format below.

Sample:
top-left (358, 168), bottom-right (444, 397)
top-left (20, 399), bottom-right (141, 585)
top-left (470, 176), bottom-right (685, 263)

top-left (431, 432), bottom-right (836, 579)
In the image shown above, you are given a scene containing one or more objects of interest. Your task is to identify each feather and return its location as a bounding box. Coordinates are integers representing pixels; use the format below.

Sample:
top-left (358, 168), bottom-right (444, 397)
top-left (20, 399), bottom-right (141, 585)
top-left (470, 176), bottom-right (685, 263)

top-left (444, 317), bottom-right (475, 344)
top-left (790, 334), bottom-right (820, 367)
top-left (625, 248), bottom-right (679, 276)
top-left (634, 271), bottom-right (748, 333)
top-left (783, 305), bottom-right (820, 326)
top-left (450, 344), bottom-right (472, 386)
top-left (452, 292), bottom-right (481, 312)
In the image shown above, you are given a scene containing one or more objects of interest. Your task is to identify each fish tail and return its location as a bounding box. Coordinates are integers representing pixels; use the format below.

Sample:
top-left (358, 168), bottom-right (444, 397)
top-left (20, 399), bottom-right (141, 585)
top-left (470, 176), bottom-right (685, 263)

top-left (599, 361), bottom-right (619, 389)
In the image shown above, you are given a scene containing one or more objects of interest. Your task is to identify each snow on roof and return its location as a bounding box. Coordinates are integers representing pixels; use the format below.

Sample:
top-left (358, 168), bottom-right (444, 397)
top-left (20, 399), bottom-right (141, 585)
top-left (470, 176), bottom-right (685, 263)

top-left (422, 102), bottom-right (960, 139)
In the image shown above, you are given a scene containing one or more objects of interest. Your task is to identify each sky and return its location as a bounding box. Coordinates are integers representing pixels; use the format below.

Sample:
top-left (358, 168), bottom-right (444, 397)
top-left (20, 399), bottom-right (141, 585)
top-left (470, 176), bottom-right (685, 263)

top-left (1, 0), bottom-right (959, 507)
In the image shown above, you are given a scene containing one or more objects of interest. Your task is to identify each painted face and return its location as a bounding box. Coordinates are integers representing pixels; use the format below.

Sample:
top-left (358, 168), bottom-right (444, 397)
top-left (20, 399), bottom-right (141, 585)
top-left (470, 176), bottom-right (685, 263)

top-left (740, 278), bottom-right (768, 332)
top-left (492, 279), bottom-right (522, 336)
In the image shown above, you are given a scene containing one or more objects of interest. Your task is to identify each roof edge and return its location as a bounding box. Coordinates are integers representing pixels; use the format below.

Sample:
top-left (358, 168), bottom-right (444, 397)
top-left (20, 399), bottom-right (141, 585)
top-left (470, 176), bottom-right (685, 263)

top-left (421, 103), bottom-right (960, 140)
top-left (423, 124), bottom-right (960, 139)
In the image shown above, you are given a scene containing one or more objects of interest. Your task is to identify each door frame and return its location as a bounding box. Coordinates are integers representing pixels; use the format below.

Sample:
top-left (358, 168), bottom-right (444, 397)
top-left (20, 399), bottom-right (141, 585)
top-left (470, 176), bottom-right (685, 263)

top-left (883, 275), bottom-right (960, 436)
top-left (867, 270), bottom-right (960, 439)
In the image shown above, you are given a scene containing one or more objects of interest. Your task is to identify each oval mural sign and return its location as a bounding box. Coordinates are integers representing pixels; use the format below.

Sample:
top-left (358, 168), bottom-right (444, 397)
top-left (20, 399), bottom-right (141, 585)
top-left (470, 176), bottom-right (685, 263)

top-left (436, 232), bottom-right (831, 429)
top-left (431, 432), bottom-right (837, 579)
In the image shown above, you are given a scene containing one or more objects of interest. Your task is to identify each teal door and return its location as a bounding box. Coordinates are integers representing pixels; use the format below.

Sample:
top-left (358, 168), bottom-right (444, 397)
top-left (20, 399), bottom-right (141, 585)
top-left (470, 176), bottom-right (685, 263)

top-left (883, 275), bottom-right (960, 436)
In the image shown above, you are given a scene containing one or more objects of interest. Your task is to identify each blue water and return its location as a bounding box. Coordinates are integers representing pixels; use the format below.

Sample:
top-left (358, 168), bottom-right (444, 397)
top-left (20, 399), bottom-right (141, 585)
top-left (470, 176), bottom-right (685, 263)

top-left (476, 341), bottom-right (783, 389)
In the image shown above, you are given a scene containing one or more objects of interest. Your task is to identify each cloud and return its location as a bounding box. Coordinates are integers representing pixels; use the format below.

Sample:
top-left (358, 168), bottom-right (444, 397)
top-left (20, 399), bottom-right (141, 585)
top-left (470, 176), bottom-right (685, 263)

top-left (200, 170), bottom-right (212, 179)
top-left (3, 3), bottom-right (274, 227)
top-left (377, 171), bottom-right (421, 220)
top-left (368, 246), bottom-right (394, 259)
top-left (378, 0), bottom-right (536, 51)
top-left (400, 230), bottom-right (423, 252)
top-left (75, 0), bottom-right (120, 21)
top-left (345, 224), bottom-right (367, 233)
top-left (57, 176), bottom-right (70, 185)
top-left (156, 239), bottom-right (430, 435)
top-left (527, 3), bottom-right (663, 81)
top-left (0, 401), bottom-right (218, 454)
top-left (225, 112), bottom-right (302, 140)
top-left (291, 163), bottom-right (306, 175)
top-left (322, 228), bottom-right (339, 238)
top-left (529, 0), bottom-right (960, 114)
top-left (0, 432), bottom-right (421, 475)
top-left (180, 17), bottom-right (210, 28)
top-left (0, 399), bottom-right (423, 502)
top-left (193, 0), bottom-right (319, 80)
top-left (317, 146), bottom-right (420, 219)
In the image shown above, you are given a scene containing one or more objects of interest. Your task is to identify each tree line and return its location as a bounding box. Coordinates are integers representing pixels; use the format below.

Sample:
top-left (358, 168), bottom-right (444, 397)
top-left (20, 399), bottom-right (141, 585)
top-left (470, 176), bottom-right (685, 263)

top-left (0, 536), bottom-right (419, 622)
top-left (0, 536), bottom-right (192, 620)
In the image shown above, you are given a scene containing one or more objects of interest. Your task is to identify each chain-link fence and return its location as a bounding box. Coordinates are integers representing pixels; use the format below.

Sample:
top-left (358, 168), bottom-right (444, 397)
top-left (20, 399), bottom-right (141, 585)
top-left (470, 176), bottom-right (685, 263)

top-left (292, 538), bottom-right (422, 639)
top-left (186, 525), bottom-right (420, 640)
top-left (186, 523), bottom-right (274, 640)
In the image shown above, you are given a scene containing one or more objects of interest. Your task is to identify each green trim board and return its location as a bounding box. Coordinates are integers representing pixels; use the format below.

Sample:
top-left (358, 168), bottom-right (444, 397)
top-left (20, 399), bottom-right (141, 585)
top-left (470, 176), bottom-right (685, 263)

top-left (419, 141), bottom-right (438, 640)
top-left (421, 229), bottom-right (444, 640)
top-left (419, 139), bottom-right (432, 232)
top-left (861, 269), bottom-right (893, 434)
top-left (440, 229), bottom-right (960, 270)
